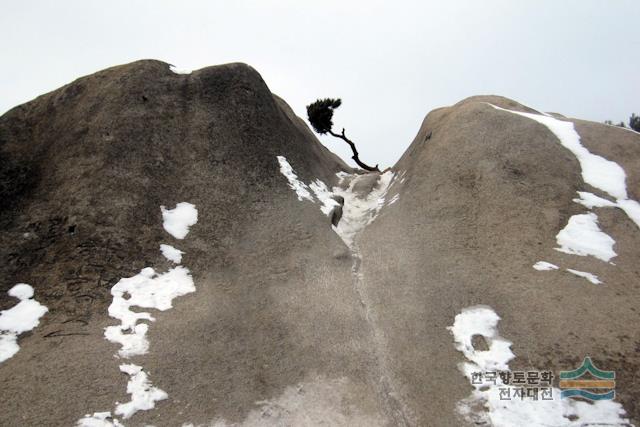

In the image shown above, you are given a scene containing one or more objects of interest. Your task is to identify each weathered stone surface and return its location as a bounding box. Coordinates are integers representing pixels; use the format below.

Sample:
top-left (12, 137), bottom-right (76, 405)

top-left (0, 60), bottom-right (388, 426)
top-left (360, 95), bottom-right (640, 425)
top-left (1, 62), bottom-right (639, 426)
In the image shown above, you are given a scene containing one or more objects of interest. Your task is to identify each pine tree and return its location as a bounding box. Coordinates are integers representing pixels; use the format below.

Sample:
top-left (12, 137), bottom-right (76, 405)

top-left (306, 98), bottom-right (380, 172)
top-left (630, 113), bottom-right (640, 132)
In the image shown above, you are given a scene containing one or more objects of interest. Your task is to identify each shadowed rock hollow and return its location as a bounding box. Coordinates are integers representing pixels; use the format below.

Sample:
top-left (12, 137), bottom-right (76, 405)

top-left (1, 61), bottom-right (639, 426)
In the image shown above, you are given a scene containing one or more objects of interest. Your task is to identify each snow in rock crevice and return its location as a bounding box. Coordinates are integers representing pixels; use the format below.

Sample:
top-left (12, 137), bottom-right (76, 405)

top-left (276, 156), bottom-right (397, 248)
top-left (0, 283), bottom-right (48, 363)
top-left (449, 305), bottom-right (631, 426)
top-left (331, 171), bottom-right (395, 249)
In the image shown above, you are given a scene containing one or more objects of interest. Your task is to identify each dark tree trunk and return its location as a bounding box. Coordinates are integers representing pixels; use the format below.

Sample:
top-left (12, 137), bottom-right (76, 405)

top-left (328, 128), bottom-right (380, 172)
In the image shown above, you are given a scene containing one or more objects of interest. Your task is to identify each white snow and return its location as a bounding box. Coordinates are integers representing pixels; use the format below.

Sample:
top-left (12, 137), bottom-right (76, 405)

top-left (566, 269), bottom-right (602, 285)
top-left (309, 179), bottom-right (341, 215)
top-left (115, 364), bottom-right (168, 419)
top-left (555, 213), bottom-right (616, 262)
top-left (617, 198), bottom-right (640, 229)
top-left (82, 200), bottom-right (199, 423)
top-left (169, 65), bottom-right (192, 75)
top-left (161, 202), bottom-right (198, 239)
top-left (572, 191), bottom-right (617, 209)
top-left (332, 171), bottom-right (395, 248)
top-left (277, 156), bottom-right (396, 236)
top-left (491, 104), bottom-right (640, 231)
top-left (572, 192), bottom-right (640, 229)
top-left (450, 306), bottom-right (631, 426)
top-left (277, 156), bottom-right (313, 201)
top-left (491, 105), bottom-right (627, 200)
top-left (160, 244), bottom-right (184, 264)
top-left (388, 194), bottom-right (400, 205)
top-left (448, 306), bottom-right (515, 374)
top-left (532, 261), bottom-right (558, 271)
top-left (76, 412), bottom-right (123, 427)
top-left (8, 283), bottom-right (35, 300)
top-left (104, 266), bottom-right (195, 357)
top-left (0, 283), bottom-right (48, 363)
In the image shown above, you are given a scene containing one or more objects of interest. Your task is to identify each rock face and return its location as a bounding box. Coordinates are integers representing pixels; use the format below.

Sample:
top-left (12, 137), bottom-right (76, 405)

top-left (1, 62), bottom-right (639, 426)
top-left (360, 96), bottom-right (640, 425)
top-left (0, 61), bottom-right (381, 426)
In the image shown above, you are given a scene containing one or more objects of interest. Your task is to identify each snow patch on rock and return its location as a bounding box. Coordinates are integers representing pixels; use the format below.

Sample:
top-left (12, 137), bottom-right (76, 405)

top-left (81, 202), bottom-right (198, 424)
top-left (0, 284), bottom-right (48, 363)
top-left (532, 261), bottom-right (559, 271)
top-left (491, 105), bottom-right (628, 200)
top-left (161, 202), bottom-right (198, 239)
top-left (76, 412), bottom-right (124, 427)
top-left (169, 65), bottom-right (192, 75)
top-left (491, 104), bottom-right (640, 283)
top-left (104, 266), bottom-right (195, 358)
top-left (566, 269), bottom-right (602, 285)
top-left (555, 213), bottom-right (616, 262)
top-left (449, 305), bottom-right (631, 426)
top-left (115, 364), bottom-right (168, 419)
top-left (160, 243), bottom-right (184, 264)
top-left (573, 191), bottom-right (617, 209)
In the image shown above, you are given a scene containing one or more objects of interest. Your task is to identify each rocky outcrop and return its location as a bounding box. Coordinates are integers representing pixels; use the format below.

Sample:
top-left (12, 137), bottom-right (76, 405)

top-left (0, 61), bottom-right (384, 426)
top-left (360, 95), bottom-right (640, 425)
top-left (1, 62), bottom-right (639, 426)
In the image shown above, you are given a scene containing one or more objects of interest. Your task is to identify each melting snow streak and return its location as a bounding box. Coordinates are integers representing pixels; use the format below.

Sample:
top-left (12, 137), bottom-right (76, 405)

top-left (277, 156), bottom-right (313, 201)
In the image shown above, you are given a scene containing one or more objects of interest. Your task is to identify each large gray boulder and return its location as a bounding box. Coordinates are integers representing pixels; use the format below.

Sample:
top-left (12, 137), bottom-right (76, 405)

top-left (360, 95), bottom-right (640, 425)
top-left (0, 60), bottom-right (385, 426)
top-left (1, 62), bottom-right (639, 427)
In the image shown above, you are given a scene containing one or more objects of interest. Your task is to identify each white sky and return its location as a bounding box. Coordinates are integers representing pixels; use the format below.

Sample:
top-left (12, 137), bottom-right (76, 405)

top-left (1, 0), bottom-right (638, 168)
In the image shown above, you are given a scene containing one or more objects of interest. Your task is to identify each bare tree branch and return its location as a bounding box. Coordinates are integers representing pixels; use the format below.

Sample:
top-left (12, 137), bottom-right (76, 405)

top-left (329, 128), bottom-right (380, 172)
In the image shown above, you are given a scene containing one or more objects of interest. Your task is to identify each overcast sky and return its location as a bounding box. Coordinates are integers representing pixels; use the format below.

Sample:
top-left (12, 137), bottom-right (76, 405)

top-left (2, 1), bottom-right (638, 167)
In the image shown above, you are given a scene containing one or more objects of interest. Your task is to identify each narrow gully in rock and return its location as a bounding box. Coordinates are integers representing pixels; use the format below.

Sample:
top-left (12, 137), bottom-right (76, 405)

top-left (277, 156), bottom-right (411, 425)
top-left (332, 171), bottom-right (414, 427)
